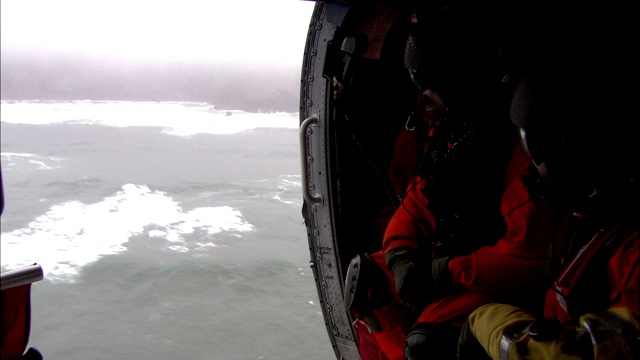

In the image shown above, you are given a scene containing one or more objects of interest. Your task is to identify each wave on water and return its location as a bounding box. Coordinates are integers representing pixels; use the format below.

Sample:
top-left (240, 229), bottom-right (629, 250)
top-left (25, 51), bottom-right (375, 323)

top-left (0, 184), bottom-right (254, 283)
top-left (0, 100), bottom-right (300, 136)
top-left (1, 152), bottom-right (63, 170)
top-left (272, 174), bottom-right (302, 205)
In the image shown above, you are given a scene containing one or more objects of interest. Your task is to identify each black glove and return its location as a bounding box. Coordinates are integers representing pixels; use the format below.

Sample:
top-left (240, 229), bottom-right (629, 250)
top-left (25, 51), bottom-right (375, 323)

top-left (385, 247), bottom-right (432, 313)
top-left (431, 256), bottom-right (462, 298)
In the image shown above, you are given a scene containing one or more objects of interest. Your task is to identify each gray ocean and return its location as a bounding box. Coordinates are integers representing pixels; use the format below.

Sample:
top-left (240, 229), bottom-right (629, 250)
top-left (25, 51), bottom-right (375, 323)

top-left (0, 100), bottom-right (335, 360)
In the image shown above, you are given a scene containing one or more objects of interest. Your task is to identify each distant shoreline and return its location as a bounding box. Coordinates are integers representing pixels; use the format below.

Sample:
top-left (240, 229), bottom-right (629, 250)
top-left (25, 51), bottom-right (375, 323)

top-left (0, 97), bottom-right (300, 114)
top-left (1, 50), bottom-right (302, 114)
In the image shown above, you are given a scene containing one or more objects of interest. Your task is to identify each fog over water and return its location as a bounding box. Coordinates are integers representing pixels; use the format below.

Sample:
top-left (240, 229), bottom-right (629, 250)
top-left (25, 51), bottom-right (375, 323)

top-left (1, 0), bottom-right (314, 65)
top-left (1, 0), bottom-right (316, 112)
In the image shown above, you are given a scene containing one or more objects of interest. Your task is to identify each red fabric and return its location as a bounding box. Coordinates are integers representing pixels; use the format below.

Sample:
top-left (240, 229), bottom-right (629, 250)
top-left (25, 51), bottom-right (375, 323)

top-left (376, 124), bottom-right (432, 237)
top-left (447, 145), bottom-right (555, 293)
top-left (384, 142), bottom-right (553, 297)
top-left (1, 284), bottom-right (32, 360)
top-left (416, 291), bottom-right (500, 325)
top-left (354, 319), bottom-right (391, 360)
top-left (607, 231), bottom-right (639, 312)
top-left (387, 128), bottom-right (424, 198)
top-left (369, 141), bottom-right (555, 358)
top-left (372, 325), bottom-right (407, 360)
top-left (367, 122), bottom-right (556, 358)
top-left (544, 227), bottom-right (640, 323)
top-left (375, 205), bottom-right (397, 239)
top-left (382, 176), bottom-right (437, 252)
top-left (387, 119), bottom-right (439, 203)
top-left (351, 252), bottom-right (415, 360)
top-left (370, 251), bottom-right (415, 333)
top-left (375, 125), bottom-right (431, 237)
top-left (356, 120), bottom-right (431, 360)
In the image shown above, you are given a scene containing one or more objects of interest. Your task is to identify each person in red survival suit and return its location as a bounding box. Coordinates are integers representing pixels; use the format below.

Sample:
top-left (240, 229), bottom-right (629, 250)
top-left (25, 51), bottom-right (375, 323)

top-left (387, 91), bottom-right (443, 202)
top-left (349, 91), bottom-right (449, 360)
top-left (457, 47), bottom-right (640, 360)
top-left (344, 4), bottom-right (558, 360)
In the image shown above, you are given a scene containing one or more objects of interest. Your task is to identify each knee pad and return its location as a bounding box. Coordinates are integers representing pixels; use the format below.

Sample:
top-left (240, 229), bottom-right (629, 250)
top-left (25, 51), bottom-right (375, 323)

top-left (405, 322), bottom-right (461, 360)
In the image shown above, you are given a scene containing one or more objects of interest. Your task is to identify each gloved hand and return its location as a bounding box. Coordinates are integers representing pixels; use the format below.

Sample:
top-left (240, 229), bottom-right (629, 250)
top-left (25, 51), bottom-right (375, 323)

top-left (461, 303), bottom-right (537, 360)
top-left (462, 304), bottom-right (640, 359)
top-left (431, 256), bottom-right (462, 298)
top-left (385, 247), bottom-right (432, 314)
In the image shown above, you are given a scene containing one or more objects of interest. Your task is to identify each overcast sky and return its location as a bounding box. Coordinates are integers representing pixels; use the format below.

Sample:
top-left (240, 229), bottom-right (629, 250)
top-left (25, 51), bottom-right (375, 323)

top-left (1, 0), bottom-right (316, 66)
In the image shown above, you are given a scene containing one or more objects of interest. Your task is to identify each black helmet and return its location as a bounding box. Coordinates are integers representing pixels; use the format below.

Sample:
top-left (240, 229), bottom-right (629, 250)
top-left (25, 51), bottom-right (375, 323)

top-left (403, 3), bottom-right (508, 117)
top-left (510, 68), bottom-right (638, 206)
top-left (404, 25), bottom-right (451, 95)
top-left (513, 2), bottom-right (639, 212)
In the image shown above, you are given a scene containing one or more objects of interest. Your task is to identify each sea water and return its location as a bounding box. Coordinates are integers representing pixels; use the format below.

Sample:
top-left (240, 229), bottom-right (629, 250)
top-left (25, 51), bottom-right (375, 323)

top-left (0, 100), bottom-right (335, 360)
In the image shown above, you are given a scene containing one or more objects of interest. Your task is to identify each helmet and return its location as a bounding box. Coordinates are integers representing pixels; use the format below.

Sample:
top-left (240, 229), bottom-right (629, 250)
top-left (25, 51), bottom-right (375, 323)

top-left (403, 3), bottom-right (507, 118)
top-left (404, 22), bottom-right (454, 96)
top-left (510, 69), bottom-right (638, 206)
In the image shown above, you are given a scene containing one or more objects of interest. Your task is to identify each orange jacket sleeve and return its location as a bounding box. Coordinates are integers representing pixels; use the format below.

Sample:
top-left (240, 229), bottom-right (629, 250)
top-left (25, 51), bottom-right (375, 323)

top-left (382, 176), bottom-right (437, 254)
top-left (383, 143), bottom-right (555, 296)
top-left (447, 145), bottom-right (555, 294)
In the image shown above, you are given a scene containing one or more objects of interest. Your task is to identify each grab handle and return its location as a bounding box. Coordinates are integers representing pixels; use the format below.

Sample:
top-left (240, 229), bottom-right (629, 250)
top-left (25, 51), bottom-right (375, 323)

top-left (1, 263), bottom-right (44, 291)
top-left (300, 115), bottom-right (324, 205)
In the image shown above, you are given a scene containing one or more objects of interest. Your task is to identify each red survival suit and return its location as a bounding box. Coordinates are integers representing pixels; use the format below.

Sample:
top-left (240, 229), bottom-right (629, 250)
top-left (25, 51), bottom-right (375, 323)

top-left (462, 183), bottom-right (640, 359)
top-left (351, 117), bottom-right (557, 359)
